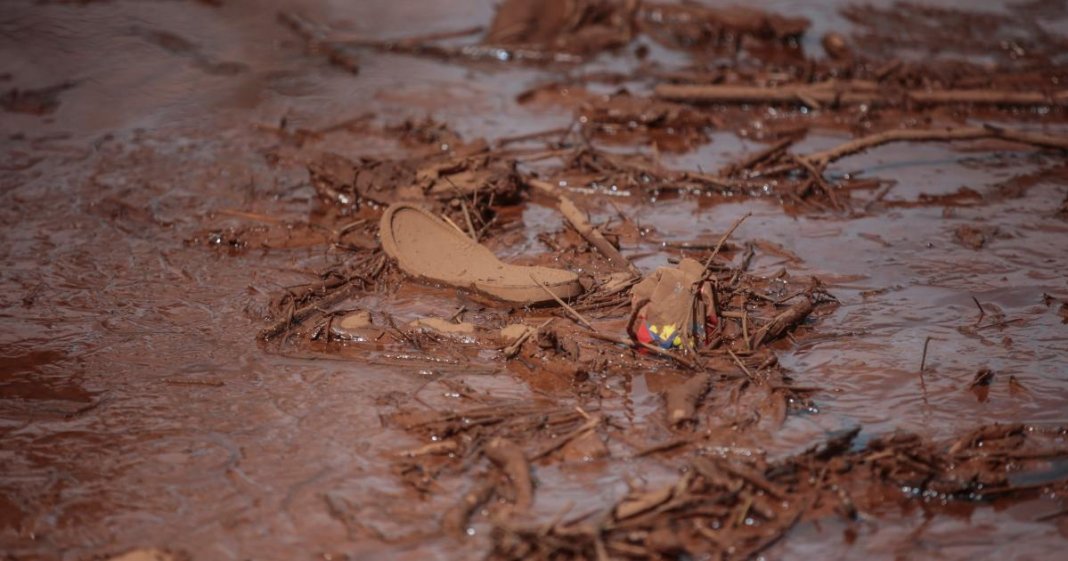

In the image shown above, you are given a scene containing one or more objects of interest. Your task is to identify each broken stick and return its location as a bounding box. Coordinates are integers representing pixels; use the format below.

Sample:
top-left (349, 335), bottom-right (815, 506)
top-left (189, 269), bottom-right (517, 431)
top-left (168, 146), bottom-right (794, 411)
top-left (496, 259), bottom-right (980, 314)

top-left (655, 82), bottom-right (1068, 109)
top-left (527, 178), bottom-right (639, 275)
top-left (804, 125), bottom-right (1068, 169)
top-left (750, 296), bottom-right (815, 348)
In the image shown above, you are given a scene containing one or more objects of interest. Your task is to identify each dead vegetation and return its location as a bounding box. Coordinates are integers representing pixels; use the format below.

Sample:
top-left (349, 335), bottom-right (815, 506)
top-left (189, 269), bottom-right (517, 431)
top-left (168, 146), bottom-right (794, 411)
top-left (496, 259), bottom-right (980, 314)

top-left (490, 423), bottom-right (1068, 561)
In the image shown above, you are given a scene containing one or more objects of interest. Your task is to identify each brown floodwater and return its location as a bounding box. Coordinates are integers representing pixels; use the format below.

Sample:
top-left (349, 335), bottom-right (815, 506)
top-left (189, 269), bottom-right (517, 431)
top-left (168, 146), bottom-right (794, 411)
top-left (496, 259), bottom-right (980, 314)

top-left (2, 0), bottom-right (1068, 560)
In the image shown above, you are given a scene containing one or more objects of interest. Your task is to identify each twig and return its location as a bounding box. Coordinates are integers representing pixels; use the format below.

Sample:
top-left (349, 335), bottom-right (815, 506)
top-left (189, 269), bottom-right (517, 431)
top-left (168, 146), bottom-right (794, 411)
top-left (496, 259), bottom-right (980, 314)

top-left (699, 212), bottom-right (752, 280)
top-left (749, 296), bottom-right (815, 348)
top-left (216, 208), bottom-right (286, 224)
top-left (635, 437), bottom-right (695, 457)
top-left (971, 296), bottom-right (985, 326)
top-left (528, 178), bottom-right (638, 274)
top-left (875, 59), bottom-right (902, 81)
top-left (793, 155), bottom-right (842, 211)
top-left (919, 336), bottom-right (932, 394)
top-left (719, 136), bottom-right (797, 177)
top-left (460, 198), bottom-right (478, 240)
top-left (532, 415), bottom-right (602, 460)
top-left (804, 126), bottom-right (1068, 169)
top-left (587, 331), bottom-right (701, 370)
top-left (1036, 507), bottom-right (1068, 522)
top-left (655, 82), bottom-right (883, 106)
top-left (440, 213), bottom-right (469, 238)
top-left (531, 274), bottom-right (596, 331)
top-left (909, 89), bottom-right (1068, 106)
top-left (975, 317), bottom-right (1026, 330)
top-left (444, 176), bottom-right (479, 240)
top-left (502, 318), bottom-right (553, 358)
top-left (726, 349), bottom-right (757, 384)
top-left (277, 12), bottom-right (361, 74)
top-left (259, 279), bottom-right (365, 341)
top-left (496, 127), bottom-right (571, 147)
top-left (338, 36), bottom-right (582, 64)
top-left (655, 82), bottom-right (1068, 108)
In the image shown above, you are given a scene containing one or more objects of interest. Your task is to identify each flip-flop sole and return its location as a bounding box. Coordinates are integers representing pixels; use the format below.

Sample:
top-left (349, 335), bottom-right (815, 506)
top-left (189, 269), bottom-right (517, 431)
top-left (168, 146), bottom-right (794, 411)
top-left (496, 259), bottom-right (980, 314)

top-left (380, 203), bottom-right (584, 305)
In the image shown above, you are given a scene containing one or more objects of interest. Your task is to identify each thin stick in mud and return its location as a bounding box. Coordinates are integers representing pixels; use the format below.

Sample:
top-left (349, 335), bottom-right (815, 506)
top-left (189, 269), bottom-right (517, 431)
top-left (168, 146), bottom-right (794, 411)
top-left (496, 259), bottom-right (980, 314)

top-left (527, 178), bottom-right (637, 274)
top-left (655, 82), bottom-right (1068, 108)
top-left (531, 274), bottom-right (596, 331)
top-left (704, 213), bottom-right (751, 267)
top-left (259, 276), bottom-right (368, 341)
top-left (972, 296), bottom-right (986, 326)
top-left (803, 125), bottom-right (1068, 169)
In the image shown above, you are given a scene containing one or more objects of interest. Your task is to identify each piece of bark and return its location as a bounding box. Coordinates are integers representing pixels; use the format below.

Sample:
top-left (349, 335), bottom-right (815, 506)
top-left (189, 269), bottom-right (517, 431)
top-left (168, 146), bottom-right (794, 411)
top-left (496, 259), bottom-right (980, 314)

top-left (484, 437), bottom-right (533, 512)
top-left (750, 296), bottom-right (814, 348)
top-left (664, 371), bottom-right (712, 426)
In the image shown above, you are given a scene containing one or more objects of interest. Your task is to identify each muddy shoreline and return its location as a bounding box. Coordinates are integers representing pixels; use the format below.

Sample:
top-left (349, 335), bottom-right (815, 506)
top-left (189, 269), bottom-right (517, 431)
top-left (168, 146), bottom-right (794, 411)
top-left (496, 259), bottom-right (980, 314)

top-left (3, 1), bottom-right (1068, 560)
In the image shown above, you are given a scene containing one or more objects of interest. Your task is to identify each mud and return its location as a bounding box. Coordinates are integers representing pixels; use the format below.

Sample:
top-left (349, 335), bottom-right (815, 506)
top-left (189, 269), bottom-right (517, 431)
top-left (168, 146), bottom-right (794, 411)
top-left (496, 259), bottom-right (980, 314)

top-left (3, 1), bottom-right (1068, 560)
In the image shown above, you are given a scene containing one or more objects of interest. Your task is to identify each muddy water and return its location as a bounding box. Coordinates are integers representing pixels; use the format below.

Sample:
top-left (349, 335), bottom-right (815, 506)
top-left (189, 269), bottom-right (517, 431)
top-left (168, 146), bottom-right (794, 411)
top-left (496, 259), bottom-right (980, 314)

top-left (2, 1), bottom-right (1067, 560)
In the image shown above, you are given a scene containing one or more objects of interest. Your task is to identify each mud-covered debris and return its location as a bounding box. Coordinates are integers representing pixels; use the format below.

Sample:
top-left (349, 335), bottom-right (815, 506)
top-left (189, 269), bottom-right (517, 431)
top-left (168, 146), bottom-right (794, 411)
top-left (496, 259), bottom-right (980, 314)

top-left (308, 148), bottom-right (520, 208)
top-left (597, 271), bottom-right (639, 296)
top-left (484, 437), bottom-right (534, 512)
top-left (491, 423), bottom-right (1068, 561)
top-left (969, 367), bottom-right (996, 402)
top-left (330, 310), bottom-right (379, 340)
top-left (1008, 375), bottom-right (1030, 396)
top-left (630, 258), bottom-right (715, 350)
top-left (338, 310), bottom-right (372, 329)
top-left (842, 1), bottom-right (1068, 65)
top-left (821, 32), bottom-right (852, 60)
top-left (637, 2), bottom-right (809, 49)
top-left (500, 323), bottom-right (540, 357)
top-left (409, 317), bottom-right (479, 338)
top-left (558, 429), bottom-right (609, 462)
top-left (277, 12), bottom-right (361, 74)
top-left (537, 325), bottom-right (581, 360)
top-left (750, 295), bottom-right (814, 348)
top-left (498, 323), bottom-right (536, 346)
top-left (528, 178), bottom-right (637, 274)
top-left (663, 371), bottom-right (712, 426)
top-left (955, 224), bottom-right (996, 249)
top-left (578, 92), bottom-right (721, 150)
top-left (390, 402), bottom-right (593, 455)
top-left (613, 480), bottom-right (676, 520)
top-left (106, 549), bottom-right (186, 561)
top-left (442, 480), bottom-right (496, 536)
top-left (484, 0), bottom-right (636, 55)
top-left (1, 81), bottom-right (77, 115)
